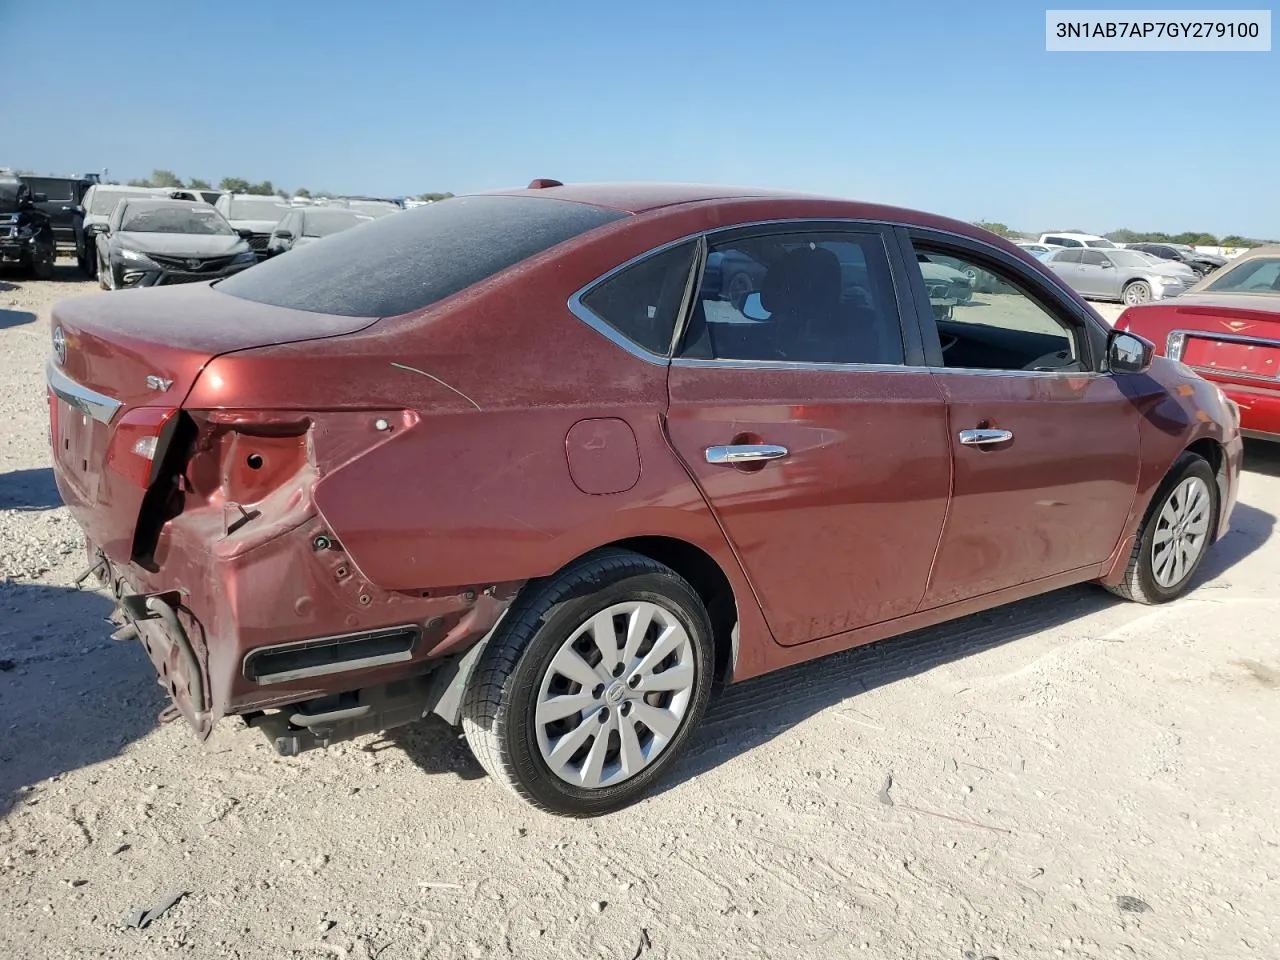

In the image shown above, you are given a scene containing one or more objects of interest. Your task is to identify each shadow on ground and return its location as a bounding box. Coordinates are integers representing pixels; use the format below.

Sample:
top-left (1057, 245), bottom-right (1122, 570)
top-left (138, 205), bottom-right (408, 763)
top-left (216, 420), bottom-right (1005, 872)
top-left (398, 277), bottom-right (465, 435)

top-left (1244, 439), bottom-right (1280, 479)
top-left (391, 498), bottom-right (1276, 795)
top-left (0, 308), bottom-right (36, 330)
top-left (0, 468), bottom-right (62, 511)
top-left (0, 581), bottom-right (163, 819)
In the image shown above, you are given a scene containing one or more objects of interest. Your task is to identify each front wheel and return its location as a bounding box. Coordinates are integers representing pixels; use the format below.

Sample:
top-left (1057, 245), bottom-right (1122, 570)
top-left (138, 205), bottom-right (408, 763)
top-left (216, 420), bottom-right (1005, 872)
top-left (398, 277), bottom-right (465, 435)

top-left (1123, 280), bottom-right (1152, 305)
top-left (97, 253), bottom-right (113, 290)
top-left (1105, 452), bottom-right (1218, 604)
top-left (32, 244), bottom-right (55, 280)
top-left (461, 549), bottom-right (715, 816)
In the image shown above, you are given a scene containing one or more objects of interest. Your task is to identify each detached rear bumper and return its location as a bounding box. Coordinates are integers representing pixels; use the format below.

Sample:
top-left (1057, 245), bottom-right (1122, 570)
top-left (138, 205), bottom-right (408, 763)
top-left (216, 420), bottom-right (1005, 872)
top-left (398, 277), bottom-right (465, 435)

top-left (81, 490), bottom-right (520, 742)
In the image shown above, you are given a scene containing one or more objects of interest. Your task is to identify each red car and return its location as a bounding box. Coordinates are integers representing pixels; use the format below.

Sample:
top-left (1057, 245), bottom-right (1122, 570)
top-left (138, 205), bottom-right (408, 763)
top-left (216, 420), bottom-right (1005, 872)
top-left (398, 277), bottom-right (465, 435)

top-left (1116, 244), bottom-right (1280, 443)
top-left (47, 181), bottom-right (1242, 815)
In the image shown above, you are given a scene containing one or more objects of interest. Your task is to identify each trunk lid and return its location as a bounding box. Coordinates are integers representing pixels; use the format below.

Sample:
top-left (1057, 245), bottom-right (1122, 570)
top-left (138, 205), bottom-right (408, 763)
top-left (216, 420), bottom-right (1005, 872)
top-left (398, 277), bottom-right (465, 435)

top-left (1158, 298), bottom-right (1280, 388)
top-left (48, 284), bottom-right (376, 561)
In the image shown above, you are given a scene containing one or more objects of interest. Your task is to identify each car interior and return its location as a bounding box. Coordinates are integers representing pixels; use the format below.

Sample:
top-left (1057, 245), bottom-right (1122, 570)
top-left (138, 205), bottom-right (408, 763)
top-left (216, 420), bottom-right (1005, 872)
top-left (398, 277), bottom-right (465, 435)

top-left (680, 237), bottom-right (903, 365)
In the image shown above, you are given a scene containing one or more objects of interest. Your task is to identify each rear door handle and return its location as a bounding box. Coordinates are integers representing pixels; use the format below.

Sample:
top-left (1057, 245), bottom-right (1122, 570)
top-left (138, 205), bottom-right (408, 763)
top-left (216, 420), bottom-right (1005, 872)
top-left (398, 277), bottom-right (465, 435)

top-left (958, 428), bottom-right (1013, 446)
top-left (705, 444), bottom-right (789, 465)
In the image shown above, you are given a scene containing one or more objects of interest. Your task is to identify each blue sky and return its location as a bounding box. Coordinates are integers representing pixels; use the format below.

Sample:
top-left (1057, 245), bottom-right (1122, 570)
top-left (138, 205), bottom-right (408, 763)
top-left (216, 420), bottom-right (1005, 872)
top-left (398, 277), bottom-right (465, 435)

top-left (4, 0), bottom-right (1276, 237)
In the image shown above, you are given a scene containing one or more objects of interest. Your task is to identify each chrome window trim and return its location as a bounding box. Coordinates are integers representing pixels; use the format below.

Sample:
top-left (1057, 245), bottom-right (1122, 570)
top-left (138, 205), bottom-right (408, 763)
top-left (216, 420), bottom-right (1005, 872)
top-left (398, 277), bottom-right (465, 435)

top-left (566, 215), bottom-right (1111, 370)
top-left (1170, 327), bottom-right (1280, 383)
top-left (46, 359), bottom-right (122, 423)
top-left (671, 357), bottom-right (931, 374)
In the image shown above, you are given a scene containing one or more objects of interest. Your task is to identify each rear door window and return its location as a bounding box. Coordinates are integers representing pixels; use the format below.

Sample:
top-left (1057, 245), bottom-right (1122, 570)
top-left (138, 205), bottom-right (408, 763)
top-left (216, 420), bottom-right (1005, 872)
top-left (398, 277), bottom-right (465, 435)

top-left (679, 230), bottom-right (905, 366)
top-left (217, 196), bottom-right (626, 317)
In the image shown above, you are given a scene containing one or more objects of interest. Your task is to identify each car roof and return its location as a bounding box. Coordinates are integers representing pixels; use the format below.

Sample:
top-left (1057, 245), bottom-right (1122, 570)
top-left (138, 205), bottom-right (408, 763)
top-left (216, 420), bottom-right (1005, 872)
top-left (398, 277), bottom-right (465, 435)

top-left (479, 181), bottom-right (824, 214)
top-left (122, 198), bottom-right (216, 212)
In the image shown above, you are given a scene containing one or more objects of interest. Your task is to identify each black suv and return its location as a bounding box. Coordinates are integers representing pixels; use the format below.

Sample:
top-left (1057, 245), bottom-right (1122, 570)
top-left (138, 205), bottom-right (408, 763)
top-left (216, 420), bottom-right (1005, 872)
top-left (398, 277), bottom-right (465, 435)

top-left (0, 177), bottom-right (56, 278)
top-left (1126, 242), bottom-right (1227, 278)
top-left (19, 174), bottom-right (97, 256)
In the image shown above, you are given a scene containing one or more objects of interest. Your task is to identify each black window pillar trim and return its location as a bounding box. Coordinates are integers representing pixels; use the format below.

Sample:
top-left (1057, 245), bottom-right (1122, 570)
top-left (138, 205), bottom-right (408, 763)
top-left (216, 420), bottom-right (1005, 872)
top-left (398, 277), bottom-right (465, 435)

top-left (899, 225), bottom-right (1111, 373)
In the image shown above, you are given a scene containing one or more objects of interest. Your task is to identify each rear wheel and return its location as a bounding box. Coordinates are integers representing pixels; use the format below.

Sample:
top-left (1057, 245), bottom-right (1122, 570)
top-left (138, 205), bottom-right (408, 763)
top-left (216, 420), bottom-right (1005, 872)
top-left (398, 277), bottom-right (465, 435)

top-left (1123, 280), bottom-right (1152, 305)
top-left (461, 549), bottom-right (715, 816)
top-left (1105, 452), bottom-right (1218, 604)
top-left (32, 243), bottom-right (54, 280)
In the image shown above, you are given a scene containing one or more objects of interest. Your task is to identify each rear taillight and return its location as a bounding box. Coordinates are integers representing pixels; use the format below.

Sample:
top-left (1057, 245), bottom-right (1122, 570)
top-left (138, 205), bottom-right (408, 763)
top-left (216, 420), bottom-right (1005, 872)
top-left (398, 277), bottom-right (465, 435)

top-left (105, 407), bottom-right (177, 488)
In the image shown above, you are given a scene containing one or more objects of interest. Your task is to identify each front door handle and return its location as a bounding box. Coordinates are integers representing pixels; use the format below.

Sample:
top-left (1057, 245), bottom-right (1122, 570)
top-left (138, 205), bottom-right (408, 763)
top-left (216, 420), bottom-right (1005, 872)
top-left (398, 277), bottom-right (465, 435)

top-left (705, 444), bottom-right (789, 465)
top-left (958, 428), bottom-right (1014, 446)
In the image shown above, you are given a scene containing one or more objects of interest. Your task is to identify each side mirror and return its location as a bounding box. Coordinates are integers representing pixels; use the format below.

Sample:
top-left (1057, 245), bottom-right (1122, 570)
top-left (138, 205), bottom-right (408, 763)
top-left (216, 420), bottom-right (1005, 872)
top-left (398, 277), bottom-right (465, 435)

top-left (1099, 261), bottom-right (1114, 269)
top-left (236, 227), bottom-right (254, 240)
top-left (1108, 330), bottom-right (1154, 374)
top-left (274, 229), bottom-right (293, 241)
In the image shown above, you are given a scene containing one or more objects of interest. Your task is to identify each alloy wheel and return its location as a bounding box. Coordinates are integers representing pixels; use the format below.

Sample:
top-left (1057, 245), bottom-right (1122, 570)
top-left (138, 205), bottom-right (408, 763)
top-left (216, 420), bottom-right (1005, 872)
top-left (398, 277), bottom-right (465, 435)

top-left (1151, 475), bottom-right (1211, 588)
top-left (534, 600), bottom-right (696, 790)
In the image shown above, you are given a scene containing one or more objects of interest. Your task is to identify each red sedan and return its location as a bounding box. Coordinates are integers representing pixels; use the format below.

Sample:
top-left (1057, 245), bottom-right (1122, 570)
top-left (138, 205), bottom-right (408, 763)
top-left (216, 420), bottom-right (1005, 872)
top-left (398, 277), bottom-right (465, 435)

top-left (1116, 244), bottom-right (1280, 443)
top-left (47, 181), bottom-right (1242, 815)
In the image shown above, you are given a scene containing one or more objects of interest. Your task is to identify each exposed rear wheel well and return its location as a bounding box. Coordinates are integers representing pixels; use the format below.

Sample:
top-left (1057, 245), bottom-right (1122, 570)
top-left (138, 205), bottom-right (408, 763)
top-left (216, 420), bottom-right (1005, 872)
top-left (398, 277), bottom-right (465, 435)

top-left (609, 536), bottom-right (737, 684)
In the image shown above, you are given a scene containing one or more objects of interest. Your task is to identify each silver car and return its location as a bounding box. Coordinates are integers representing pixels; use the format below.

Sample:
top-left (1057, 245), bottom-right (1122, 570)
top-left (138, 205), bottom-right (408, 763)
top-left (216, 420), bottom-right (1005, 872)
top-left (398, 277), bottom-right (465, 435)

top-left (1044, 247), bottom-right (1193, 305)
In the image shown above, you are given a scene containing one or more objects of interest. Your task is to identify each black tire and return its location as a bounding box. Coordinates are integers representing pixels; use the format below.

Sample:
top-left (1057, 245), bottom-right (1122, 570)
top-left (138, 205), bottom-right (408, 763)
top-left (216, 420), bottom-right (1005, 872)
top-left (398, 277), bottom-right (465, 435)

top-left (461, 548), bottom-right (715, 816)
top-left (32, 244), bottom-right (54, 281)
top-left (97, 253), bottom-right (112, 291)
top-left (1105, 452), bottom-right (1218, 604)
top-left (77, 246), bottom-right (95, 278)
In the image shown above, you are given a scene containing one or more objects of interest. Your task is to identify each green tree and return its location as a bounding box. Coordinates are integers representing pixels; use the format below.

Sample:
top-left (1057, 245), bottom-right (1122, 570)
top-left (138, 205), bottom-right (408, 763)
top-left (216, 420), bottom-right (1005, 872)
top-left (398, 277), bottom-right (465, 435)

top-left (150, 169), bottom-right (184, 188)
top-left (188, 177), bottom-right (212, 190)
top-left (1221, 235), bottom-right (1260, 248)
top-left (415, 192), bottom-right (454, 202)
top-left (220, 176), bottom-right (251, 193)
top-left (293, 187), bottom-right (311, 198)
top-left (247, 180), bottom-right (276, 196)
top-left (126, 177), bottom-right (154, 187)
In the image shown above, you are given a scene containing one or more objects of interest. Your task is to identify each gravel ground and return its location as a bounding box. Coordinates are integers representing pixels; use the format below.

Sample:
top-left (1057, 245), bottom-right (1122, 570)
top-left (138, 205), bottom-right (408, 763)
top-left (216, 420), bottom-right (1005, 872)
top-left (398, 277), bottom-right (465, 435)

top-left (2, 268), bottom-right (1278, 960)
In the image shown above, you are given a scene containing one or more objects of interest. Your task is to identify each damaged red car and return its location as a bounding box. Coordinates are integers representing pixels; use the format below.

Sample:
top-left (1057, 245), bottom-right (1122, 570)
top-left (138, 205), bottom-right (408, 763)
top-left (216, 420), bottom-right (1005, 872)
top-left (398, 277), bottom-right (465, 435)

top-left (1115, 244), bottom-right (1280, 443)
top-left (48, 181), bottom-right (1242, 815)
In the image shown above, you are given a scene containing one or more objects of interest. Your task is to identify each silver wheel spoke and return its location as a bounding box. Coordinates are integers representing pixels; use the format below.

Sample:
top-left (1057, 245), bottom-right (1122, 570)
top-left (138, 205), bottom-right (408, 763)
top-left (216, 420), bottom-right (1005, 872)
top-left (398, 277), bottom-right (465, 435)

top-left (1153, 526), bottom-right (1174, 545)
top-left (631, 701), bottom-right (679, 741)
top-left (633, 623), bottom-right (684, 677)
top-left (535, 691), bottom-right (597, 725)
top-left (587, 611), bottom-right (621, 678)
top-left (622, 604), bottom-right (654, 664)
top-left (546, 716), bottom-right (598, 773)
top-left (618, 714), bottom-right (645, 777)
top-left (550, 646), bottom-right (605, 690)
top-left (580, 716), bottom-right (614, 788)
top-left (637, 660), bottom-right (694, 694)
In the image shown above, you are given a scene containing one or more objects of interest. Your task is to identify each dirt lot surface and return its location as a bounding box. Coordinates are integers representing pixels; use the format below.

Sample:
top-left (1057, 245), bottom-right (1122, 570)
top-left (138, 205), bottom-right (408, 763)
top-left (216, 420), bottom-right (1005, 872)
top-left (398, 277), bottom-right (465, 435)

top-left (2, 269), bottom-right (1277, 960)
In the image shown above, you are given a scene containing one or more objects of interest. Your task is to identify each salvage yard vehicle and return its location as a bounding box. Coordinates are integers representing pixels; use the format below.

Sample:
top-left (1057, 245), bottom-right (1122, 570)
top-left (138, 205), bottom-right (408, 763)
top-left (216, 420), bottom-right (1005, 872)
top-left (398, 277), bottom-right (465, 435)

top-left (1126, 242), bottom-right (1227, 279)
top-left (1116, 244), bottom-right (1280, 443)
top-left (94, 199), bottom-right (257, 289)
top-left (1045, 246), bottom-right (1193, 304)
top-left (46, 182), bottom-right (1241, 816)
top-left (0, 176), bottom-right (56, 278)
top-left (265, 206), bottom-right (371, 256)
top-left (1038, 231), bottom-right (1117, 249)
top-left (213, 192), bottom-right (290, 259)
top-left (78, 184), bottom-right (173, 277)
top-left (19, 173), bottom-right (96, 252)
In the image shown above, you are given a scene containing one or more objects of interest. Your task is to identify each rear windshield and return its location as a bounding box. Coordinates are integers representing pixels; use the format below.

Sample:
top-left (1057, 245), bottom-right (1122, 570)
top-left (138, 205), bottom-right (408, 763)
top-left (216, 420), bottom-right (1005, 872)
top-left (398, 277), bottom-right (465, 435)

top-left (302, 210), bottom-right (368, 237)
top-left (228, 196), bottom-right (289, 220)
top-left (217, 195), bottom-right (626, 317)
top-left (88, 188), bottom-right (158, 215)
